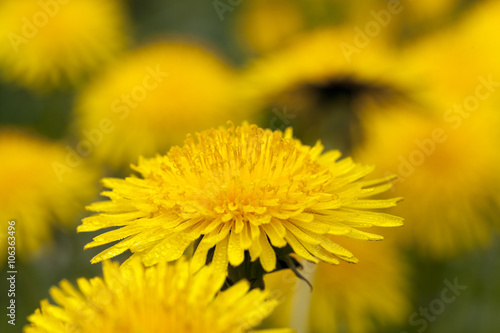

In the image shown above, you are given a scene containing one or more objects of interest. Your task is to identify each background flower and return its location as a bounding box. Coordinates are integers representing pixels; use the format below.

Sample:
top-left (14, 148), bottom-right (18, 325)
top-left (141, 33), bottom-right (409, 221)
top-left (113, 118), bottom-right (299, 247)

top-left (0, 0), bottom-right (128, 91)
top-left (353, 98), bottom-right (500, 258)
top-left (392, 0), bottom-right (500, 111)
top-left (0, 129), bottom-right (98, 263)
top-left (75, 41), bottom-right (254, 169)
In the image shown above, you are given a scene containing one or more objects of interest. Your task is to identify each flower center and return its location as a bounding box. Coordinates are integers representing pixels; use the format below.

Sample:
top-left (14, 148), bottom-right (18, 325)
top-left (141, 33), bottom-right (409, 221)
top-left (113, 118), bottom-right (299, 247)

top-left (139, 125), bottom-right (328, 227)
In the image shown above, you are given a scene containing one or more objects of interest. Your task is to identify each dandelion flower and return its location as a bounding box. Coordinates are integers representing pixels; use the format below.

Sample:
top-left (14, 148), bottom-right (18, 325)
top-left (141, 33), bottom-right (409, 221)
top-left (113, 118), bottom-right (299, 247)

top-left (363, 2), bottom-right (500, 257)
top-left (0, 0), bottom-right (128, 90)
top-left (24, 258), bottom-right (291, 333)
top-left (240, 27), bottom-right (399, 152)
top-left (79, 123), bottom-right (403, 275)
top-left (354, 99), bottom-right (500, 258)
top-left (75, 41), bottom-right (254, 169)
top-left (242, 27), bottom-right (398, 108)
top-left (0, 129), bottom-right (97, 262)
top-left (392, 0), bottom-right (500, 111)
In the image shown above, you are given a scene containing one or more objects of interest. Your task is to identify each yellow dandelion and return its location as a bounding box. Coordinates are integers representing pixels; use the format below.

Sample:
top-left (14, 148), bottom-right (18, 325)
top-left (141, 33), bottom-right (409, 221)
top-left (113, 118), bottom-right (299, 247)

top-left (242, 27), bottom-right (398, 109)
top-left (239, 27), bottom-right (400, 153)
top-left (264, 237), bottom-right (410, 333)
top-left (75, 41), bottom-right (254, 169)
top-left (78, 123), bottom-right (403, 276)
top-left (354, 99), bottom-right (500, 258)
top-left (25, 258), bottom-right (291, 333)
top-left (0, 0), bottom-right (128, 90)
top-left (393, 0), bottom-right (500, 111)
top-left (0, 129), bottom-right (97, 262)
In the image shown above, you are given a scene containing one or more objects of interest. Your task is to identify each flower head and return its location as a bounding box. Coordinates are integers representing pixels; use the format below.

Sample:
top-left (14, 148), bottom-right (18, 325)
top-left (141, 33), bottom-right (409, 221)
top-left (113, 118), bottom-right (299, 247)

top-left (0, 0), bottom-right (128, 90)
top-left (392, 0), bottom-right (500, 111)
top-left (356, 1), bottom-right (500, 258)
top-left (242, 27), bottom-right (397, 109)
top-left (25, 258), bottom-right (289, 333)
top-left (0, 129), bottom-right (97, 262)
top-left (240, 27), bottom-right (400, 153)
top-left (79, 123), bottom-right (403, 274)
top-left (354, 99), bottom-right (500, 258)
top-left (75, 41), bottom-right (254, 169)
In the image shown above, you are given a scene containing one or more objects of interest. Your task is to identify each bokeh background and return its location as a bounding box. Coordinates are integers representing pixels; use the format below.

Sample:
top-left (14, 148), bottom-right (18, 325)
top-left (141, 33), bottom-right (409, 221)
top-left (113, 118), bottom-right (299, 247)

top-left (1, 0), bottom-right (499, 332)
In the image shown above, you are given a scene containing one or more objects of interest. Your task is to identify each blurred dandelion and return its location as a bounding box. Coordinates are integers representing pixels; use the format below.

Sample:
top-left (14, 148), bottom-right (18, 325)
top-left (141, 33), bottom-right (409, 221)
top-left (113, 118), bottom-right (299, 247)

top-left (354, 99), bottom-right (500, 258)
top-left (24, 258), bottom-right (290, 333)
top-left (242, 27), bottom-right (397, 106)
top-left (393, 0), bottom-right (500, 110)
top-left (354, 1), bottom-right (500, 258)
top-left (0, 129), bottom-right (97, 263)
top-left (0, 0), bottom-right (128, 91)
top-left (240, 27), bottom-right (400, 153)
top-left (75, 41), bottom-right (254, 170)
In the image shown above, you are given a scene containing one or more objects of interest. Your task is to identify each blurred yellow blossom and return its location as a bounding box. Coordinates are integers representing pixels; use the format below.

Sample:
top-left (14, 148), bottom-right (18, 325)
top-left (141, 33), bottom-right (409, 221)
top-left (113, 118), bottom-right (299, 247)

top-left (356, 1), bottom-right (500, 257)
top-left (75, 41), bottom-right (254, 169)
top-left (354, 99), bottom-right (500, 258)
top-left (0, 0), bottom-right (128, 91)
top-left (241, 27), bottom-right (398, 110)
top-left (240, 27), bottom-right (400, 153)
top-left (0, 129), bottom-right (97, 263)
top-left (393, 0), bottom-right (500, 110)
